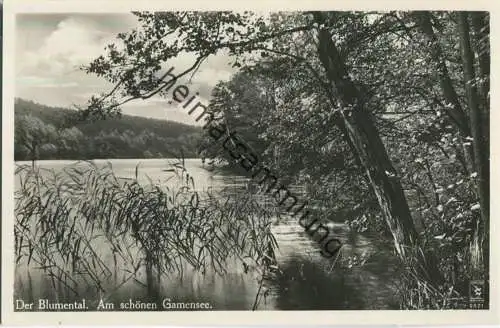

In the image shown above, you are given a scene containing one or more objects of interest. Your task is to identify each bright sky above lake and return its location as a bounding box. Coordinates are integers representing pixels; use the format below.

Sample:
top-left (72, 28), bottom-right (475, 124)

top-left (15, 13), bottom-right (236, 125)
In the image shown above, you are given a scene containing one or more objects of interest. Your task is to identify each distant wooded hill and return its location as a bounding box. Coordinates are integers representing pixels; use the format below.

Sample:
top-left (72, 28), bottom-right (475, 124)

top-left (14, 98), bottom-right (203, 161)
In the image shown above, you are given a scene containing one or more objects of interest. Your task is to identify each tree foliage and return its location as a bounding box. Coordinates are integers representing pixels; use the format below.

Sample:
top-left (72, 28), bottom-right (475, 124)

top-left (79, 10), bottom-right (489, 308)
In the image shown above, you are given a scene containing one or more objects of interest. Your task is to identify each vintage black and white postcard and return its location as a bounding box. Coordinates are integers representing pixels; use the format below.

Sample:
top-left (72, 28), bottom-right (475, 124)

top-left (2, 0), bottom-right (499, 325)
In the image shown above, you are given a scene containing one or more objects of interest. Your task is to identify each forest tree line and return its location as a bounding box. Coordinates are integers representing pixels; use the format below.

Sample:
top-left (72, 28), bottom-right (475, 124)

top-left (14, 98), bottom-right (203, 161)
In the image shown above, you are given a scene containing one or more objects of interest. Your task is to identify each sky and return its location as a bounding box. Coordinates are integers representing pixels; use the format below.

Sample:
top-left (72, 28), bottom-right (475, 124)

top-left (15, 13), bottom-right (236, 125)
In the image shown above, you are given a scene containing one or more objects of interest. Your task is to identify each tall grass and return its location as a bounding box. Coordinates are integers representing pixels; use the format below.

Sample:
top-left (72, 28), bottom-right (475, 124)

top-left (396, 241), bottom-right (485, 309)
top-left (15, 160), bottom-right (278, 306)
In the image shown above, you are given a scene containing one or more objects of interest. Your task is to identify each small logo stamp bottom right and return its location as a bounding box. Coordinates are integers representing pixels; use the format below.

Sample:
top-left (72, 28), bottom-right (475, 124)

top-left (469, 280), bottom-right (486, 309)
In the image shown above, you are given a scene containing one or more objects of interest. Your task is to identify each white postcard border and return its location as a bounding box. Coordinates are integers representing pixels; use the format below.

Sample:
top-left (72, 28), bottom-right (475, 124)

top-left (2, 0), bottom-right (499, 325)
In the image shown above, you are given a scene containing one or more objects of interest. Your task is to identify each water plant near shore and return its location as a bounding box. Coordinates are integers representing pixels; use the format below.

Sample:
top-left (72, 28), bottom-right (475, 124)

top-left (14, 160), bottom-right (278, 306)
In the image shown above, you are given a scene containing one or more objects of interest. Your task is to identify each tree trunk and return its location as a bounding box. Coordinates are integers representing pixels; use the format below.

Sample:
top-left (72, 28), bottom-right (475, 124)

top-left (471, 12), bottom-right (490, 115)
top-left (414, 12), bottom-right (471, 137)
top-left (30, 141), bottom-right (38, 169)
top-left (310, 12), bottom-right (442, 285)
top-left (471, 15), bottom-right (490, 249)
top-left (413, 12), bottom-right (479, 183)
top-left (458, 11), bottom-right (490, 307)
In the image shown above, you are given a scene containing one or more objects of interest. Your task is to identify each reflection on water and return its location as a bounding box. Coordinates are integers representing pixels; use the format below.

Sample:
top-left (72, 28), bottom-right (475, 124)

top-left (14, 158), bottom-right (399, 310)
top-left (273, 255), bottom-right (361, 310)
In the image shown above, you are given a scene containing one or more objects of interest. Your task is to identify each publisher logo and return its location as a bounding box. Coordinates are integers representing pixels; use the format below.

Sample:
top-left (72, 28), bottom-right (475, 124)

top-left (469, 280), bottom-right (485, 309)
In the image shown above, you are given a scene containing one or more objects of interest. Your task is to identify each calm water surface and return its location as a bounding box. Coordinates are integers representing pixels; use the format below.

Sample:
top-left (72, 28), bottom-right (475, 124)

top-left (14, 158), bottom-right (400, 310)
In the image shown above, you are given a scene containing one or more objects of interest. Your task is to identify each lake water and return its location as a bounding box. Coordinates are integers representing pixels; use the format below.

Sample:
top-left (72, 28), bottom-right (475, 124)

top-left (14, 158), bottom-right (400, 310)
